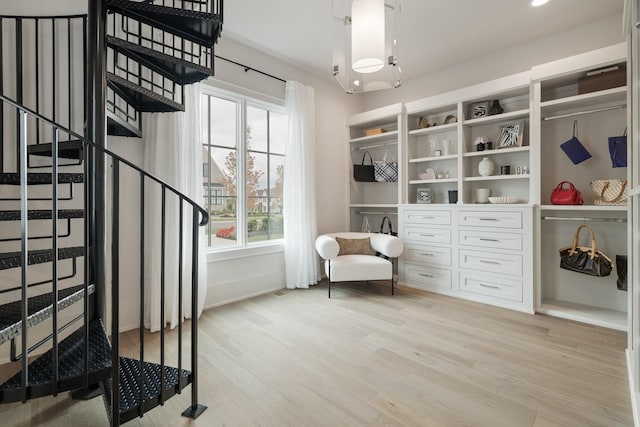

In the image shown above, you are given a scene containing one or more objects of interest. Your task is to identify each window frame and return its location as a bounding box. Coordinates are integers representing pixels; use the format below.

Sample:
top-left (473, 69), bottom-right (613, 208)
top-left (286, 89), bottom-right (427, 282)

top-left (200, 84), bottom-right (286, 253)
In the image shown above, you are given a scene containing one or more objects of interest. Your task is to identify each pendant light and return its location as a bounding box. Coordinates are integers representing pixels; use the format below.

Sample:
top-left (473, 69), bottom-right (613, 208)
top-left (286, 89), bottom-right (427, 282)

top-left (351, 0), bottom-right (385, 73)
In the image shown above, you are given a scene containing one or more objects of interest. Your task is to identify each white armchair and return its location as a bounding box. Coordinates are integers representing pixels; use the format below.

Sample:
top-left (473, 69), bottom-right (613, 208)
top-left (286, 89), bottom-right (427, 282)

top-left (315, 232), bottom-right (404, 298)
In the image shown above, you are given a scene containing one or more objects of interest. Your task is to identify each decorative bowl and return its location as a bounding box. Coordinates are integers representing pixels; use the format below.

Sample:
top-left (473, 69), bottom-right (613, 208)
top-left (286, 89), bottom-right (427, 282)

top-left (488, 196), bottom-right (519, 204)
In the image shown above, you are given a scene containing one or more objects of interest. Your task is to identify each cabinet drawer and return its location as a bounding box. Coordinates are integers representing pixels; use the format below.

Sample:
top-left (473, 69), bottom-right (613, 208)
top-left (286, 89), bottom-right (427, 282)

top-left (404, 226), bottom-right (451, 245)
top-left (404, 244), bottom-right (451, 266)
top-left (403, 263), bottom-right (451, 292)
top-left (459, 249), bottom-right (522, 276)
top-left (402, 209), bottom-right (451, 226)
top-left (458, 230), bottom-right (522, 251)
top-left (459, 272), bottom-right (523, 302)
top-left (458, 210), bottom-right (522, 229)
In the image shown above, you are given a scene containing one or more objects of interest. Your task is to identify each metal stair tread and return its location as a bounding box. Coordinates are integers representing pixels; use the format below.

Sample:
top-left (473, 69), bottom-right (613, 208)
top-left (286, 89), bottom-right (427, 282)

top-left (0, 209), bottom-right (84, 221)
top-left (0, 318), bottom-right (112, 403)
top-left (102, 357), bottom-right (191, 425)
top-left (0, 173), bottom-right (84, 185)
top-left (27, 140), bottom-right (84, 160)
top-left (0, 284), bottom-right (95, 346)
top-left (107, 72), bottom-right (185, 113)
top-left (107, 36), bottom-right (212, 85)
top-left (105, 0), bottom-right (222, 46)
top-left (0, 246), bottom-right (85, 271)
top-left (107, 110), bottom-right (142, 138)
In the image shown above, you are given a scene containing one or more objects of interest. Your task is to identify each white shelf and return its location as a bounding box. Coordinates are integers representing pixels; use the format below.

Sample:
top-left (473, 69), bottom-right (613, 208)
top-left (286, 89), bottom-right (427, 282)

top-left (464, 146), bottom-right (530, 157)
top-left (350, 130), bottom-right (399, 144)
top-left (464, 174), bottom-right (530, 182)
top-left (408, 123), bottom-right (457, 136)
top-left (540, 205), bottom-right (628, 212)
top-left (409, 154), bottom-right (458, 163)
top-left (409, 178), bottom-right (458, 185)
top-left (538, 299), bottom-right (627, 331)
top-left (541, 86), bottom-right (627, 118)
top-left (350, 203), bottom-right (398, 208)
top-left (462, 109), bottom-right (529, 126)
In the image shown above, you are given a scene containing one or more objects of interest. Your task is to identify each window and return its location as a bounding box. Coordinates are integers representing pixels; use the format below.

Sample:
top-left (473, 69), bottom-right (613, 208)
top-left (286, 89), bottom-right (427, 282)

top-left (200, 87), bottom-right (286, 249)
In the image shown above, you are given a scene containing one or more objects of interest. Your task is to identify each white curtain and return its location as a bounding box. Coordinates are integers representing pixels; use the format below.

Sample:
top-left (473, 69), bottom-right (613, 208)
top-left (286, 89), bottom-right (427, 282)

top-left (143, 83), bottom-right (207, 332)
top-left (284, 81), bottom-right (320, 288)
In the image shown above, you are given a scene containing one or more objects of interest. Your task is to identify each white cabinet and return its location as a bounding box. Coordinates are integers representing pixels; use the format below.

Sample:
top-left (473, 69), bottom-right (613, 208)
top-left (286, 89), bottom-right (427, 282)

top-left (532, 43), bottom-right (629, 331)
top-left (347, 103), bottom-right (404, 233)
top-left (345, 44), bottom-right (630, 326)
top-left (400, 206), bottom-right (454, 294)
top-left (398, 205), bottom-right (534, 313)
top-left (405, 72), bottom-right (533, 206)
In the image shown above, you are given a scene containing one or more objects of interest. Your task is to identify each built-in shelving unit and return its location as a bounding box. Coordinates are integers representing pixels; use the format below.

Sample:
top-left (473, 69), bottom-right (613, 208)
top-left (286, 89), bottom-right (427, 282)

top-left (347, 103), bottom-right (404, 233)
top-left (532, 42), bottom-right (628, 331)
top-left (345, 42), bottom-right (631, 335)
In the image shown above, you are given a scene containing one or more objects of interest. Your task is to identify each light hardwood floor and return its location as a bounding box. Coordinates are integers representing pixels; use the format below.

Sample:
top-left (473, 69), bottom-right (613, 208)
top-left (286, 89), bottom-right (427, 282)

top-left (0, 281), bottom-right (633, 426)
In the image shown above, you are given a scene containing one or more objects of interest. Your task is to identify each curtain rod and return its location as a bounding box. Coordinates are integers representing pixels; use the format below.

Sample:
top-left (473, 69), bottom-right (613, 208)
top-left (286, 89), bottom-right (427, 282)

top-left (214, 55), bottom-right (287, 84)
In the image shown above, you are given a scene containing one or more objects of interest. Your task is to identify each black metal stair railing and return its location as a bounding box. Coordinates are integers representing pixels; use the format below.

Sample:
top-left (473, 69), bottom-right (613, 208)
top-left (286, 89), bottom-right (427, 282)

top-left (0, 93), bottom-right (209, 423)
top-left (0, 15), bottom-right (87, 171)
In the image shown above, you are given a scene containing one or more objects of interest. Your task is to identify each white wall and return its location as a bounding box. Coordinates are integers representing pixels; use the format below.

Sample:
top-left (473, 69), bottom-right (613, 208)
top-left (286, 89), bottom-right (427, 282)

top-left (362, 13), bottom-right (625, 110)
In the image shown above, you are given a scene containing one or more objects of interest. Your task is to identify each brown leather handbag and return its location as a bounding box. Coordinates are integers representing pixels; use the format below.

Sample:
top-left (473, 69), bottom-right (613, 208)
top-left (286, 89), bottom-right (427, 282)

top-left (559, 225), bottom-right (612, 277)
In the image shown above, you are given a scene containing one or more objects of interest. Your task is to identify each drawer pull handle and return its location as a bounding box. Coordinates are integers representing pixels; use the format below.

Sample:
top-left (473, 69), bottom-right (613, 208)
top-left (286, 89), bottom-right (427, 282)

top-left (419, 233), bottom-right (435, 237)
top-left (479, 260), bottom-right (500, 265)
top-left (479, 238), bottom-right (499, 242)
top-left (420, 253), bottom-right (435, 257)
top-left (419, 273), bottom-right (435, 278)
top-left (479, 283), bottom-right (500, 290)
top-left (479, 218), bottom-right (499, 221)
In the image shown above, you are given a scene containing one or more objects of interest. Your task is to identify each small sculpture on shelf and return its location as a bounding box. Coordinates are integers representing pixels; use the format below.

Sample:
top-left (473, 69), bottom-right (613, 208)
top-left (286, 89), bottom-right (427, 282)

top-left (473, 136), bottom-right (491, 151)
top-left (489, 100), bottom-right (504, 115)
top-left (478, 157), bottom-right (495, 176)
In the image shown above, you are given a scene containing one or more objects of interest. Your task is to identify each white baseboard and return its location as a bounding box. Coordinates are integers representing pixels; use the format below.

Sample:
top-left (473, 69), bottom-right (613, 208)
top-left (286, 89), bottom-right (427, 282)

top-left (627, 349), bottom-right (639, 427)
top-left (203, 285), bottom-right (285, 310)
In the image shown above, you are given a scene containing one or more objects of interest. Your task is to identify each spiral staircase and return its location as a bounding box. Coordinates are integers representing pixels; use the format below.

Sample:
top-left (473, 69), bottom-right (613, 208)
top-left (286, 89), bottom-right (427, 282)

top-left (0, 0), bottom-right (222, 424)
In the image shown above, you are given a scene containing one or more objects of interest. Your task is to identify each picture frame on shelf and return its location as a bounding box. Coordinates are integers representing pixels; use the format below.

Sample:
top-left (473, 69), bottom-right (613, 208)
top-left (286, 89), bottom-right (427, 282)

top-left (416, 187), bottom-right (432, 204)
top-left (496, 120), bottom-right (524, 149)
top-left (471, 102), bottom-right (489, 119)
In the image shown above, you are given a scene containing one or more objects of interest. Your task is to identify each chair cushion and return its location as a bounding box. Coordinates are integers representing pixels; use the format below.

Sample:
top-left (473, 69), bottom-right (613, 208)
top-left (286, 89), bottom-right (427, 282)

top-left (336, 237), bottom-right (375, 256)
top-left (325, 254), bottom-right (392, 282)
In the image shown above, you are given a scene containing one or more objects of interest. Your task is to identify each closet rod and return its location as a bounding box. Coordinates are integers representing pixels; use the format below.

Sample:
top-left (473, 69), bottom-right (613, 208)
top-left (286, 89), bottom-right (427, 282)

top-left (543, 104), bottom-right (625, 121)
top-left (357, 211), bottom-right (398, 215)
top-left (542, 216), bottom-right (626, 223)
top-left (354, 141), bottom-right (398, 151)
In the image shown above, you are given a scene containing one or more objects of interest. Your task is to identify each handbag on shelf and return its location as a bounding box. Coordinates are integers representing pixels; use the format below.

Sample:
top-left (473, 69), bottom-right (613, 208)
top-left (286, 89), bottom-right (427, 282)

top-left (353, 151), bottom-right (376, 182)
top-left (608, 128), bottom-right (627, 168)
top-left (559, 224), bottom-right (613, 277)
top-left (590, 179), bottom-right (627, 206)
top-left (550, 181), bottom-right (584, 205)
top-left (374, 149), bottom-right (398, 182)
top-left (361, 216), bottom-right (371, 233)
top-left (560, 120), bottom-right (592, 165)
top-left (616, 255), bottom-right (628, 291)
top-left (379, 216), bottom-right (398, 236)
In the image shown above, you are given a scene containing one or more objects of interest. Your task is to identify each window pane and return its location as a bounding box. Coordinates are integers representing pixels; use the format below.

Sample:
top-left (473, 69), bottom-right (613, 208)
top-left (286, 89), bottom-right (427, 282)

top-left (270, 111), bottom-right (287, 155)
top-left (247, 105), bottom-right (268, 152)
top-left (270, 154), bottom-right (284, 207)
top-left (246, 151), bottom-right (267, 213)
top-left (202, 129), bottom-right (238, 248)
top-left (210, 197), bottom-right (237, 247)
top-left (267, 207), bottom-right (284, 239)
top-left (210, 97), bottom-right (237, 148)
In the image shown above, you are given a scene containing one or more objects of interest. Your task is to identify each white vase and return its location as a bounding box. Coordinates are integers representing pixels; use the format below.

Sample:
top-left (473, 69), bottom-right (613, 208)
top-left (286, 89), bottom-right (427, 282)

top-left (478, 157), bottom-right (495, 176)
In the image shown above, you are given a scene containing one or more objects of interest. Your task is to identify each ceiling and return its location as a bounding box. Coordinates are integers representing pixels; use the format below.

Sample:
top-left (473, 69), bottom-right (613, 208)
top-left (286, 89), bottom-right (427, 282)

top-left (222, 0), bottom-right (625, 83)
